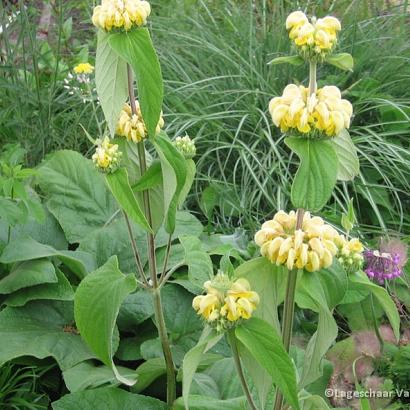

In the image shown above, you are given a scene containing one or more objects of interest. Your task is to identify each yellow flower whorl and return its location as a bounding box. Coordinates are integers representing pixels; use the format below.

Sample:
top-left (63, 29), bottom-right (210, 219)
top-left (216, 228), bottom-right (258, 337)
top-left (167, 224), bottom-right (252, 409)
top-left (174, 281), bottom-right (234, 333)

top-left (116, 103), bottom-right (164, 143)
top-left (73, 63), bottom-right (94, 74)
top-left (192, 274), bottom-right (259, 331)
top-left (269, 84), bottom-right (352, 137)
top-left (92, 0), bottom-right (151, 32)
top-left (255, 210), bottom-right (342, 272)
top-left (92, 137), bottom-right (122, 172)
top-left (336, 236), bottom-right (364, 273)
top-left (286, 11), bottom-right (341, 57)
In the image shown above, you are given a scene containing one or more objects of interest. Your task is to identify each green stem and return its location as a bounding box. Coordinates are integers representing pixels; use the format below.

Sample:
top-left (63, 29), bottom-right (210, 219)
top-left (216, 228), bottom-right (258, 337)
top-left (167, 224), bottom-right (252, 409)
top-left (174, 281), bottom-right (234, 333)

top-left (273, 208), bottom-right (305, 410)
top-left (227, 330), bottom-right (258, 410)
top-left (127, 64), bottom-right (176, 406)
top-left (122, 210), bottom-right (149, 287)
top-left (7, 186), bottom-right (14, 244)
top-left (309, 61), bottom-right (317, 96)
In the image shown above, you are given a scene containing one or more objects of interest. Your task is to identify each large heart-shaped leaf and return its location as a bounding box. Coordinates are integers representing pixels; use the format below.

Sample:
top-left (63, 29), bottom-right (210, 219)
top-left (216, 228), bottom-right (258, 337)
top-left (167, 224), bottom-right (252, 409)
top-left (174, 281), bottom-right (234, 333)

top-left (0, 259), bottom-right (56, 294)
top-left (109, 28), bottom-right (163, 138)
top-left (74, 256), bottom-right (138, 385)
top-left (285, 137), bottom-right (338, 212)
top-left (37, 150), bottom-right (117, 243)
top-left (235, 318), bottom-right (300, 410)
top-left (95, 30), bottom-right (128, 137)
top-left (52, 387), bottom-right (166, 410)
top-left (0, 236), bottom-right (93, 278)
top-left (5, 268), bottom-right (73, 307)
top-left (0, 300), bottom-right (94, 370)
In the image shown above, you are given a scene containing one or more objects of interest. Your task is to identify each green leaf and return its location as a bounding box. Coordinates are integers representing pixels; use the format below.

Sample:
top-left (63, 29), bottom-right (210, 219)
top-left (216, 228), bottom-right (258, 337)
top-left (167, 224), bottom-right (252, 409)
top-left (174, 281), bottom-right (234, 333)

top-left (332, 129), bottom-right (360, 181)
top-left (78, 216), bottom-right (147, 273)
top-left (0, 205), bottom-right (67, 250)
top-left (117, 289), bottom-right (154, 331)
top-left (74, 256), bottom-right (138, 385)
top-left (178, 159), bottom-right (196, 207)
top-left (235, 318), bottom-right (300, 410)
top-left (0, 236), bottom-right (91, 278)
top-left (0, 301), bottom-right (94, 370)
top-left (52, 387), bottom-right (166, 410)
top-left (325, 53), bottom-right (354, 72)
top-left (153, 133), bottom-right (187, 233)
top-left (174, 396), bottom-right (247, 410)
top-left (268, 55), bottom-right (304, 66)
top-left (0, 259), bottom-right (56, 294)
top-left (132, 160), bottom-right (162, 192)
top-left (179, 236), bottom-right (213, 293)
top-left (0, 197), bottom-right (27, 225)
top-left (162, 283), bottom-right (203, 337)
top-left (132, 358), bottom-right (166, 393)
top-left (105, 168), bottom-right (151, 232)
top-left (285, 137), bottom-right (338, 212)
top-left (350, 271), bottom-right (400, 340)
top-left (62, 361), bottom-right (137, 393)
top-left (235, 257), bottom-right (286, 333)
top-left (109, 29), bottom-right (163, 138)
top-left (182, 328), bottom-right (224, 410)
top-left (95, 30), bottom-right (128, 137)
top-left (37, 150), bottom-right (118, 243)
top-left (5, 268), bottom-right (73, 307)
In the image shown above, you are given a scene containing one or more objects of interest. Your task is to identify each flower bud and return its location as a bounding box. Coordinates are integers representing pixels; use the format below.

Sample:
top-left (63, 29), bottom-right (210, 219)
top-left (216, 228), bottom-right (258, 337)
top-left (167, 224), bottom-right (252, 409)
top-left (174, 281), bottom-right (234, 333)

top-left (92, 136), bottom-right (122, 173)
top-left (173, 135), bottom-right (196, 159)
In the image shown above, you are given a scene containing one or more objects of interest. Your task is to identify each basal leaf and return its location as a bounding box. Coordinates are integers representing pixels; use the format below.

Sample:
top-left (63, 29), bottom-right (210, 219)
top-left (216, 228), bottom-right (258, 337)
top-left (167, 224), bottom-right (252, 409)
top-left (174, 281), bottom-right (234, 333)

top-left (0, 259), bottom-right (56, 294)
top-left (37, 150), bottom-right (117, 243)
top-left (285, 137), bottom-right (338, 212)
top-left (0, 236), bottom-right (93, 278)
top-left (52, 387), bottom-right (166, 410)
top-left (0, 300), bottom-right (94, 370)
top-left (109, 29), bottom-right (163, 138)
top-left (5, 268), bottom-right (73, 307)
top-left (74, 256), bottom-right (138, 385)
top-left (95, 30), bottom-right (128, 137)
top-left (62, 361), bottom-right (137, 393)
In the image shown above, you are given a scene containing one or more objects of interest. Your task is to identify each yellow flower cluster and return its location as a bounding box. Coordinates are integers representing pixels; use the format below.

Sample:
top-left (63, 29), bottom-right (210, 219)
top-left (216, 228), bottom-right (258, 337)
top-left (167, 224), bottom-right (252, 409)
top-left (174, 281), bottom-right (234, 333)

top-left (92, 0), bottom-right (151, 31)
top-left (192, 274), bottom-right (259, 330)
top-left (286, 11), bottom-right (341, 57)
top-left (73, 63), bottom-right (94, 74)
top-left (92, 137), bottom-right (122, 172)
top-left (255, 210), bottom-right (343, 272)
top-left (269, 84), bottom-right (352, 137)
top-left (336, 237), bottom-right (364, 273)
top-left (116, 103), bottom-right (164, 143)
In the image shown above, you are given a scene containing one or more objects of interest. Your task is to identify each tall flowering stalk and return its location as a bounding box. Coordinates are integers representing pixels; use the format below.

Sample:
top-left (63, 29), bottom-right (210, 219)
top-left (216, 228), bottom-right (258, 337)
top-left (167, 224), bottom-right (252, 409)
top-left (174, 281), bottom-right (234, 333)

top-left (265, 10), bottom-right (358, 410)
top-left (89, 0), bottom-right (177, 405)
